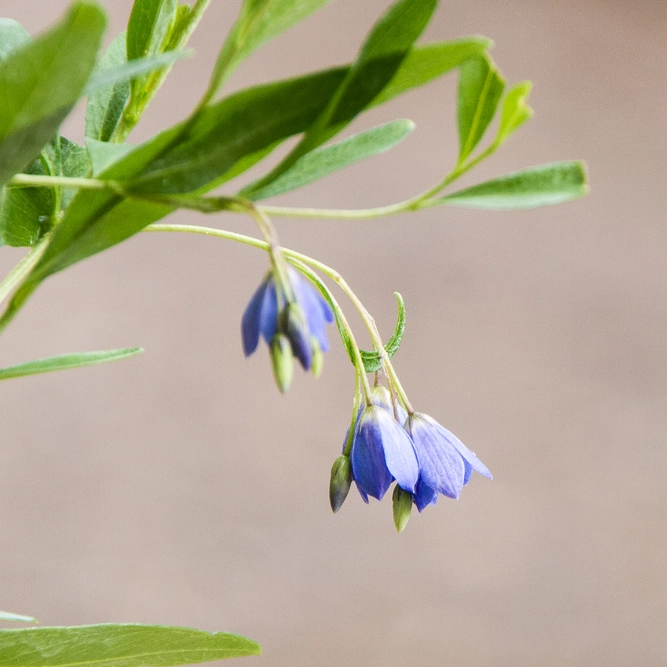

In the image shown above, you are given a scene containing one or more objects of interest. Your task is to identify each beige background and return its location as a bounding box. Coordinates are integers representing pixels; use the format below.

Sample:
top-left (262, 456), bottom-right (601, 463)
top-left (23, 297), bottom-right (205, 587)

top-left (1, 1), bottom-right (666, 665)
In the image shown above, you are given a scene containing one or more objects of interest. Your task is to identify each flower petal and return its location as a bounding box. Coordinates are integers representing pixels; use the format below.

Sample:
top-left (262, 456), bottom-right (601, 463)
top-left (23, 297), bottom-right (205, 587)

top-left (373, 407), bottom-right (419, 493)
top-left (414, 478), bottom-right (438, 512)
top-left (241, 275), bottom-right (271, 356)
top-left (259, 278), bottom-right (279, 345)
top-left (408, 413), bottom-right (465, 499)
top-left (350, 407), bottom-right (394, 500)
top-left (290, 269), bottom-right (330, 352)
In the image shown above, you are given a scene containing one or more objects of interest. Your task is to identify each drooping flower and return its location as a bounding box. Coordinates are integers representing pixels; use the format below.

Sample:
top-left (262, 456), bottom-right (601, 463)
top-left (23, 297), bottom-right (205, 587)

top-left (350, 404), bottom-right (419, 501)
top-left (405, 413), bottom-right (492, 511)
top-left (241, 267), bottom-right (334, 388)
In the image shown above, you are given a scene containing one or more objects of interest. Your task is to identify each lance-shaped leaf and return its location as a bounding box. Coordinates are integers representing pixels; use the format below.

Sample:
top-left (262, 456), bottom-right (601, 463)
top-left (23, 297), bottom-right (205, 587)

top-left (244, 119), bottom-right (415, 201)
top-left (0, 2), bottom-right (106, 187)
top-left (0, 348), bottom-right (142, 381)
top-left (86, 138), bottom-right (136, 175)
top-left (0, 612), bottom-right (35, 624)
top-left (435, 161), bottom-right (588, 210)
top-left (457, 53), bottom-right (505, 164)
top-left (360, 292), bottom-right (406, 372)
top-left (495, 80), bottom-right (533, 146)
top-left (0, 19), bottom-right (30, 61)
top-left (244, 0), bottom-right (437, 197)
top-left (0, 624), bottom-right (261, 666)
top-left (42, 136), bottom-right (92, 212)
top-left (127, 0), bottom-right (179, 61)
top-left (206, 0), bottom-right (333, 101)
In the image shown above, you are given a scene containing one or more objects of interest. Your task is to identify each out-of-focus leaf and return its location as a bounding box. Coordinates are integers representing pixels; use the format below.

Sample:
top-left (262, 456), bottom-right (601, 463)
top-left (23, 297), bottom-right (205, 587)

top-left (360, 292), bottom-right (406, 372)
top-left (127, 0), bottom-right (178, 61)
top-left (0, 348), bottom-right (143, 381)
top-left (244, 0), bottom-right (437, 196)
top-left (0, 624), bottom-right (261, 666)
top-left (0, 612), bottom-right (35, 624)
top-left (86, 32), bottom-right (129, 141)
top-left (457, 52), bottom-right (504, 164)
top-left (0, 19), bottom-right (30, 61)
top-left (86, 138), bottom-right (135, 175)
top-left (0, 2), bottom-right (106, 187)
top-left (369, 36), bottom-right (491, 107)
top-left (244, 119), bottom-right (415, 200)
top-left (206, 0), bottom-right (333, 101)
top-left (495, 80), bottom-right (533, 146)
top-left (436, 161), bottom-right (588, 209)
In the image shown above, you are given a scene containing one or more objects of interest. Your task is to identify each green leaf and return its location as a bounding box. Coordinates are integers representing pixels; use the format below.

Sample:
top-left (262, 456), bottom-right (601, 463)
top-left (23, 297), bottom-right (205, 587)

top-left (0, 158), bottom-right (54, 247)
top-left (0, 348), bottom-right (143, 381)
top-left (360, 292), bottom-right (406, 372)
top-left (244, 119), bottom-right (415, 201)
top-left (127, 0), bottom-right (179, 61)
top-left (207, 0), bottom-right (333, 100)
top-left (369, 36), bottom-right (491, 107)
top-left (42, 136), bottom-right (92, 212)
top-left (244, 0), bottom-right (437, 197)
top-left (457, 53), bottom-right (505, 164)
top-left (495, 80), bottom-right (533, 146)
top-left (0, 2), bottom-right (106, 187)
top-left (0, 19), bottom-right (30, 61)
top-left (436, 161), bottom-right (589, 210)
top-left (0, 624), bottom-right (261, 666)
top-left (86, 32), bottom-right (130, 142)
top-left (86, 138), bottom-right (136, 175)
top-left (0, 612), bottom-right (35, 624)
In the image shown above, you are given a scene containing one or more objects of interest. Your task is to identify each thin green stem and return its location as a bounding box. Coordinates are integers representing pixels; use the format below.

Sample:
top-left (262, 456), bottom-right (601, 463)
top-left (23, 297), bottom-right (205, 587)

top-left (8, 174), bottom-right (114, 191)
top-left (0, 234), bottom-right (50, 305)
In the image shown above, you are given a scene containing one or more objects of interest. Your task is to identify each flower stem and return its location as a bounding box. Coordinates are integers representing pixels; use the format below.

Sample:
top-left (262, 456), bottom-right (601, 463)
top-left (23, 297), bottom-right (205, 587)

top-left (0, 234), bottom-right (50, 305)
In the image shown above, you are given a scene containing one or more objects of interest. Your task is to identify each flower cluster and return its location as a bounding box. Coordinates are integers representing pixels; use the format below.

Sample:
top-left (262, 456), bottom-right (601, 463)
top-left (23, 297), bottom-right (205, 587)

top-left (242, 266), bottom-right (334, 391)
top-left (331, 386), bottom-right (492, 531)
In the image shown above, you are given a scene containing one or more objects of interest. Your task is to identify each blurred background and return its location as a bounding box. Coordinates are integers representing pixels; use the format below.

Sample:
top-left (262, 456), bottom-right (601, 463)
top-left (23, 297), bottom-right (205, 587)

top-left (1, 1), bottom-right (666, 665)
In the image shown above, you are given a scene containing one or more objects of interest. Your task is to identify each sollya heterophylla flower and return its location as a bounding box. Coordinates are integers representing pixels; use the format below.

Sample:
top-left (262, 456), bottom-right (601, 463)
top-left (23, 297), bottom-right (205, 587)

top-left (242, 265), bottom-right (334, 392)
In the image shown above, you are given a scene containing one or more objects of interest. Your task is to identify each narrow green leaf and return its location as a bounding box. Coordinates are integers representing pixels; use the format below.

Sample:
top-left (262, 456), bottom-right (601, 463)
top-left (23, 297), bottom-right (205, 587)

top-left (0, 624), bottom-right (261, 667)
top-left (436, 161), bottom-right (589, 210)
top-left (127, 0), bottom-right (178, 61)
top-left (244, 119), bottom-right (415, 201)
top-left (369, 36), bottom-right (491, 107)
top-left (207, 0), bottom-right (333, 100)
top-left (0, 348), bottom-right (143, 381)
top-left (495, 80), bottom-right (533, 146)
top-left (244, 0), bottom-right (437, 196)
top-left (86, 138), bottom-right (136, 175)
top-left (0, 19), bottom-right (30, 61)
top-left (42, 136), bottom-right (92, 212)
top-left (360, 292), bottom-right (406, 372)
top-left (0, 612), bottom-right (35, 624)
top-left (86, 32), bottom-right (130, 142)
top-left (457, 53), bottom-right (505, 164)
top-left (0, 2), bottom-right (106, 187)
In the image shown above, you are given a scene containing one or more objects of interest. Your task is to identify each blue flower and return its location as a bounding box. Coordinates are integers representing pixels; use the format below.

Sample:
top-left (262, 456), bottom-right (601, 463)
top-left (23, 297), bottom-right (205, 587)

top-left (405, 413), bottom-right (492, 511)
top-left (242, 267), bottom-right (334, 372)
top-left (350, 404), bottom-right (419, 501)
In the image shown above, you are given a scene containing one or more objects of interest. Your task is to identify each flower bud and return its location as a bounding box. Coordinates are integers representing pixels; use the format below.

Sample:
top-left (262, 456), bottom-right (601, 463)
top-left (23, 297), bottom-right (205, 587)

top-left (310, 337), bottom-right (324, 378)
top-left (270, 334), bottom-right (294, 393)
top-left (329, 455), bottom-right (352, 513)
top-left (282, 302), bottom-right (313, 370)
top-left (392, 484), bottom-right (412, 533)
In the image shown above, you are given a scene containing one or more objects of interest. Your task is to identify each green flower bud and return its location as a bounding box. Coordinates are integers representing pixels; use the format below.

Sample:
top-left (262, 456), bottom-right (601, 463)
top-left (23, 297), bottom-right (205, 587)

top-left (392, 485), bottom-right (412, 533)
top-left (329, 455), bottom-right (352, 513)
top-left (310, 337), bottom-right (324, 378)
top-left (270, 334), bottom-right (294, 393)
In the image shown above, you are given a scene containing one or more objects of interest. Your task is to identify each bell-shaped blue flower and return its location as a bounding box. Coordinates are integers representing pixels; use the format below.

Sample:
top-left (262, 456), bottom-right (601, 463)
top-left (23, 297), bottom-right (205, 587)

top-left (241, 267), bottom-right (334, 372)
top-left (350, 405), bottom-right (419, 501)
top-left (405, 413), bottom-right (492, 511)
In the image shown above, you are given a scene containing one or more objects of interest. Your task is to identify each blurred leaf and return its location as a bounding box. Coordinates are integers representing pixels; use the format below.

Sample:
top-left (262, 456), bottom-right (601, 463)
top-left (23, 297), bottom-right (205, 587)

top-left (244, 119), bottom-right (415, 200)
top-left (86, 32), bottom-right (130, 141)
top-left (42, 136), bottom-right (91, 211)
top-left (0, 624), bottom-right (261, 666)
top-left (360, 292), bottom-right (406, 372)
top-left (0, 612), bottom-right (35, 624)
top-left (244, 0), bottom-right (437, 196)
top-left (0, 19), bottom-right (30, 61)
top-left (0, 158), bottom-right (54, 247)
top-left (495, 80), bottom-right (533, 146)
top-left (436, 161), bottom-right (588, 209)
top-left (127, 0), bottom-right (178, 61)
top-left (0, 2), bottom-right (105, 188)
top-left (0, 348), bottom-right (143, 380)
top-left (369, 36), bottom-right (491, 107)
top-left (457, 53), bottom-right (505, 164)
top-left (86, 138), bottom-right (135, 175)
top-left (207, 0), bottom-right (333, 100)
